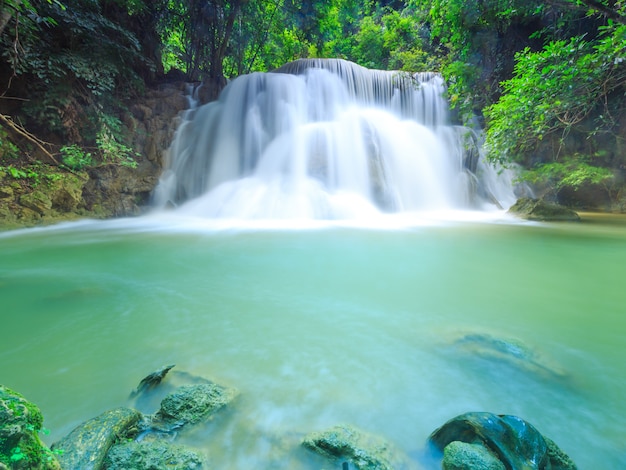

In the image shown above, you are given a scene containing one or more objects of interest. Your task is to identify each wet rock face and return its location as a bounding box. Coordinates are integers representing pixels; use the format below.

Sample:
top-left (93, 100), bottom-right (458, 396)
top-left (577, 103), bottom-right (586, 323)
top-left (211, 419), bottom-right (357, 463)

top-left (0, 385), bottom-right (60, 470)
top-left (81, 83), bottom-right (189, 218)
top-left (429, 412), bottom-right (577, 470)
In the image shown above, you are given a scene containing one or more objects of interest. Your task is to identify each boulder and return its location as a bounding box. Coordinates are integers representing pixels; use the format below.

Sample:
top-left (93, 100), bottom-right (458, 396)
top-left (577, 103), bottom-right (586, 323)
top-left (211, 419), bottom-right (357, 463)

top-left (52, 407), bottom-right (141, 470)
top-left (429, 412), bottom-right (577, 470)
top-left (442, 441), bottom-right (505, 470)
top-left (0, 385), bottom-right (60, 469)
top-left (302, 424), bottom-right (415, 470)
top-left (508, 197), bottom-right (580, 221)
top-left (104, 440), bottom-right (204, 470)
top-left (150, 383), bottom-right (238, 432)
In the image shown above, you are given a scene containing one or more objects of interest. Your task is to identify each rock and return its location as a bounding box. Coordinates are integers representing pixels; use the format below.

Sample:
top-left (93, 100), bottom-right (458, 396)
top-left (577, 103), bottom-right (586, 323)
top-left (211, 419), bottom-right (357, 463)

top-left (18, 191), bottom-right (52, 215)
top-left (48, 173), bottom-right (87, 212)
top-left (150, 383), bottom-right (238, 432)
top-left (0, 186), bottom-right (13, 198)
top-left (545, 437), bottom-right (578, 470)
top-left (442, 441), bottom-right (505, 470)
top-left (104, 440), bottom-right (204, 470)
top-left (0, 385), bottom-right (61, 469)
top-left (302, 424), bottom-right (414, 470)
top-left (131, 364), bottom-right (176, 398)
top-left (451, 332), bottom-right (567, 381)
top-left (508, 197), bottom-right (580, 221)
top-left (52, 407), bottom-right (141, 470)
top-left (429, 412), bottom-right (577, 470)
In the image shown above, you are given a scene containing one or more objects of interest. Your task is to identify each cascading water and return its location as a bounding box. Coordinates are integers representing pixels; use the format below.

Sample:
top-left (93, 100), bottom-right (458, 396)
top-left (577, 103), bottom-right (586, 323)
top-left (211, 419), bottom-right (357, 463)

top-left (153, 59), bottom-right (516, 220)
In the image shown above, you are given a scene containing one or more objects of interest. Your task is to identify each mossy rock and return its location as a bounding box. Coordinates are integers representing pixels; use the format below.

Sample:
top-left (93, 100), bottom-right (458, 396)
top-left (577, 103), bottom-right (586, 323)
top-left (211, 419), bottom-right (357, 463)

top-left (48, 173), bottom-right (88, 212)
top-left (508, 198), bottom-right (580, 221)
top-left (52, 407), bottom-right (141, 470)
top-left (0, 385), bottom-right (60, 469)
top-left (442, 441), bottom-right (505, 470)
top-left (104, 440), bottom-right (204, 470)
top-left (545, 437), bottom-right (578, 470)
top-left (302, 424), bottom-right (413, 470)
top-left (18, 191), bottom-right (52, 216)
top-left (151, 383), bottom-right (238, 432)
top-left (0, 186), bottom-right (13, 199)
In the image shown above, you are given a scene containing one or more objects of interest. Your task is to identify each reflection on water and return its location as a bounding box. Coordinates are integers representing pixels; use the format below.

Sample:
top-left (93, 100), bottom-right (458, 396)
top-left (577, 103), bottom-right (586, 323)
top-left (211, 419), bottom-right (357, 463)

top-left (0, 215), bottom-right (625, 468)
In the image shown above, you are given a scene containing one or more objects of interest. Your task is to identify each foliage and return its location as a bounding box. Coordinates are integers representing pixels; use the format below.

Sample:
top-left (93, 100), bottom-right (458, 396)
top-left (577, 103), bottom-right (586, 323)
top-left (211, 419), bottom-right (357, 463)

top-left (1, 0), bottom-right (154, 144)
top-left (521, 155), bottom-right (614, 196)
top-left (0, 127), bottom-right (19, 160)
top-left (60, 144), bottom-right (93, 170)
top-left (409, 0), bottom-right (578, 120)
top-left (485, 24), bottom-right (626, 165)
top-left (156, 0), bottom-right (246, 85)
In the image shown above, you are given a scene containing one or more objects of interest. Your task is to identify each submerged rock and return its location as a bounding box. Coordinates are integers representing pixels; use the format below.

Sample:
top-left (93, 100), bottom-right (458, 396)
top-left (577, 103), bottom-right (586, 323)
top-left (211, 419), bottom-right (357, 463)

top-left (508, 198), bottom-right (580, 221)
top-left (451, 332), bottom-right (567, 382)
top-left (104, 440), bottom-right (204, 470)
top-left (302, 424), bottom-right (416, 470)
top-left (429, 412), bottom-right (577, 470)
top-left (150, 383), bottom-right (238, 432)
top-left (0, 385), bottom-right (60, 470)
top-left (52, 407), bottom-right (141, 470)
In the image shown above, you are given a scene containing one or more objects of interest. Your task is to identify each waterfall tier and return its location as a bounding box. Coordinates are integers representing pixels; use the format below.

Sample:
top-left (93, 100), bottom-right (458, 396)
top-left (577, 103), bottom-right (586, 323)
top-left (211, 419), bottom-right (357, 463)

top-left (154, 59), bottom-right (515, 219)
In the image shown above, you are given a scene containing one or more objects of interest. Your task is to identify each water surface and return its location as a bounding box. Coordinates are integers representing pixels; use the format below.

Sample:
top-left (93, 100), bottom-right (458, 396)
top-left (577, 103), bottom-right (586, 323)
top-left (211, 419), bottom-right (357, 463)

top-left (1, 215), bottom-right (625, 468)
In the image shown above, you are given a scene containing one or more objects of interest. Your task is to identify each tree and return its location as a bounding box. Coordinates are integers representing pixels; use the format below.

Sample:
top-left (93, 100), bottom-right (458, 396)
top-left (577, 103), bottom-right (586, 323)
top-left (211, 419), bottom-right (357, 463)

top-left (484, 15), bottom-right (626, 202)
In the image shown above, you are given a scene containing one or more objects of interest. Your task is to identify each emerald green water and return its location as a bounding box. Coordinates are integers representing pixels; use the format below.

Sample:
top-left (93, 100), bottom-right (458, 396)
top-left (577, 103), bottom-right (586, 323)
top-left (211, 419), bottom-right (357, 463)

top-left (1, 216), bottom-right (625, 468)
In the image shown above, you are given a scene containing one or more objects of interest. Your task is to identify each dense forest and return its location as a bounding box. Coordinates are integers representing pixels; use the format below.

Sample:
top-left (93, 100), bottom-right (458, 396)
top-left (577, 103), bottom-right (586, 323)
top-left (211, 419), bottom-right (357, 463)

top-left (1, 0), bottom-right (626, 223)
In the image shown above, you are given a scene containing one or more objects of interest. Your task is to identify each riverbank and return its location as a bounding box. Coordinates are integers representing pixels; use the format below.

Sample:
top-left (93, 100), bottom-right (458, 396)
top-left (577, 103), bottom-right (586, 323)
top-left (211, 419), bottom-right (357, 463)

top-left (0, 82), bottom-right (188, 232)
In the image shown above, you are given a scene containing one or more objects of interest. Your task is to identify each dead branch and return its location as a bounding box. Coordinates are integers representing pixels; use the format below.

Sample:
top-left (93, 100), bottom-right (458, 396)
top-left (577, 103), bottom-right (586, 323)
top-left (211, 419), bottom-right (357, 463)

top-left (0, 113), bottom-right (59, 165)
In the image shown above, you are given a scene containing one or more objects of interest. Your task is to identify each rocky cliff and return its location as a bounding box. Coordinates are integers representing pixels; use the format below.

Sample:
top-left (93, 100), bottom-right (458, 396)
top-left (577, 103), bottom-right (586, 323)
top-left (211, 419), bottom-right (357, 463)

top-left (0, 82), bottom-right (189, 229)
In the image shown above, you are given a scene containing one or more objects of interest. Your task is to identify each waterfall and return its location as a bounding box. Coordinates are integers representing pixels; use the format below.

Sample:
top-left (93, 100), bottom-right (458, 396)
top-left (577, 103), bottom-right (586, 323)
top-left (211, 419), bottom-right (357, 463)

top-left (153, 59), bottom-right (515, 219)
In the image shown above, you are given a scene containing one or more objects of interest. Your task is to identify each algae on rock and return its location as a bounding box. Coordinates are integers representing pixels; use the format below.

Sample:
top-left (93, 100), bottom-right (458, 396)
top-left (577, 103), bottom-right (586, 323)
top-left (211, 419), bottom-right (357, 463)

top-left (104, 440), bottom-right (204, 470)
top-left (52, 407), bottom-right (141, 470)
top-left (0, 385), bottom-right (60, 470)
top-left (302, 424), bottom-right (417, 470)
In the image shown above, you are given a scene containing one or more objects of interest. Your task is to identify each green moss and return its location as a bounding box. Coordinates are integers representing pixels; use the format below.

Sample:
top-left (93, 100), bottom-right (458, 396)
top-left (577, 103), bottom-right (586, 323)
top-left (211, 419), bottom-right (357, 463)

top-left (0, 385), bottom-right (60, 469)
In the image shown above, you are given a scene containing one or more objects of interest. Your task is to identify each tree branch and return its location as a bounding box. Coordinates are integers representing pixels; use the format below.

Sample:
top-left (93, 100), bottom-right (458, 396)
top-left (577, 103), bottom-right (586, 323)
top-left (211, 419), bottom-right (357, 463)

top-left (0, 114), bottom-right (60, 165)
top-left (578, 0), bottom-right (626, 24)
top-left (547, 0), bottom-right (626, 25)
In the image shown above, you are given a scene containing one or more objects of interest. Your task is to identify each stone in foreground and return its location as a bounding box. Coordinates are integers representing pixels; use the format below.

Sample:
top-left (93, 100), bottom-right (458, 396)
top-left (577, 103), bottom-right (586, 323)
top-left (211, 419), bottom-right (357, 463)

top-left (429, 412), bottom-right (577, 470)
top-left (104, 440), bottom-right (204, 470)
top-left (302, 423), bottom-right (416, 470)
top-left (151, 383), bottom-right (238, 432)
top-left (52, 407), bottom-right (141, 470)
top-left (442, 441), bottom-right (505, 470)
top-left (0, 385), bottom-right (60, 470)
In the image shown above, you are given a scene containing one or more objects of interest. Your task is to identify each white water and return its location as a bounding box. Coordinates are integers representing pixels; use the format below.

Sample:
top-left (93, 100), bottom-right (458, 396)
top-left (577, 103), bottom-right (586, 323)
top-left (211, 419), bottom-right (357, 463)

top-left (153, 59), bottom-right (516, 220)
